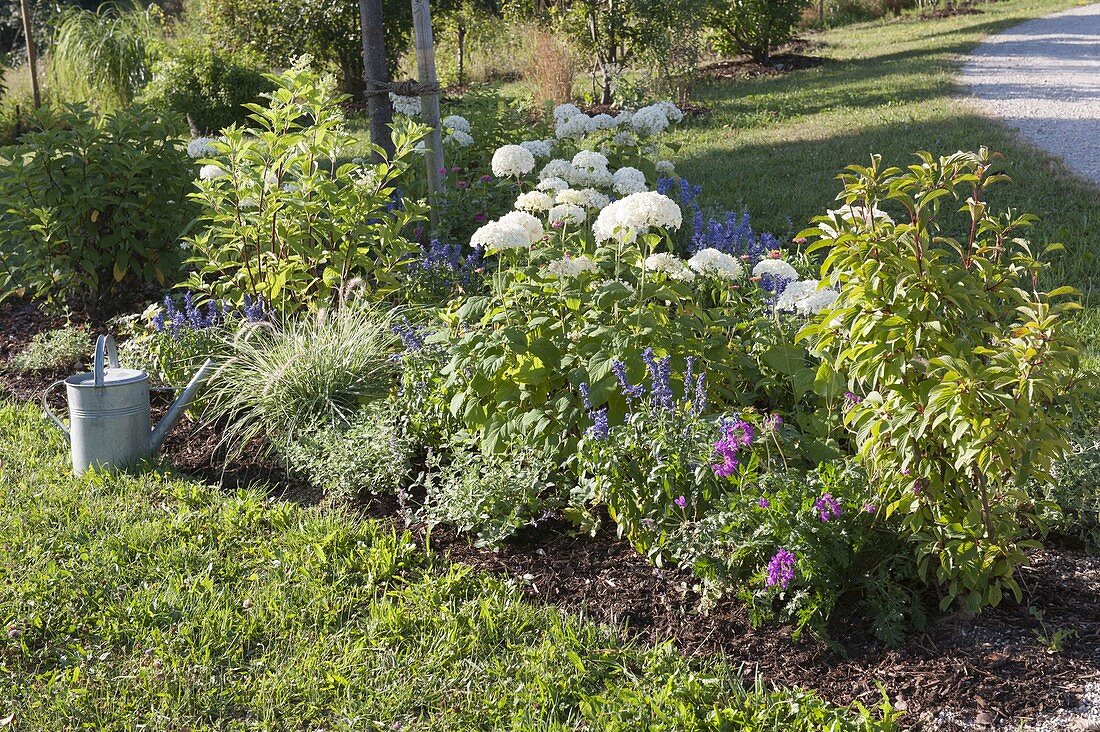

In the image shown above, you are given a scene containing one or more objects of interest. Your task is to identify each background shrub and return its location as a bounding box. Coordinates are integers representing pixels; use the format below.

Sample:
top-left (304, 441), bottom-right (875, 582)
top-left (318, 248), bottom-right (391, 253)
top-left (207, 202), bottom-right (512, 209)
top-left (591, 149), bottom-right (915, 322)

top-left (198, 0), bottom-right (411, 94)
top-left (9, 326), bottom-right (90, 372)
top-left (185, 65), bottom-right (426, 313)
top-left (283, 404), bottom-right (414, 502)
top-left (707, 0), bottom-right (811, 63)
top-left (0, 104), bottom-right (197, 315)
top-left (140, 40), bottom-right (273, 134)
top-left (421, 446), bottom-right (559, 548)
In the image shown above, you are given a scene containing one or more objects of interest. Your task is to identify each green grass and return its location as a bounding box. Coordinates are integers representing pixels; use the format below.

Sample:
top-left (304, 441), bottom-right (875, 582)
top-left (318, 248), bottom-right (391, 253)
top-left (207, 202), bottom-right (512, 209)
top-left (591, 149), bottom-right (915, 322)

top-left (0, 401), bottom-right (899, 730)
top-left (670, 0), bottom-right (1100, 297)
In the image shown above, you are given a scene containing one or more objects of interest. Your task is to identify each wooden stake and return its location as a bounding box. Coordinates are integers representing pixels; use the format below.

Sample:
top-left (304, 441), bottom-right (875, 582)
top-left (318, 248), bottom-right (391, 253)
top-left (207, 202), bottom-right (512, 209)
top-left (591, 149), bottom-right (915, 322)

top-left (359, 0), bottom-right (396, 160)
top-left (19, 0), bottom-right (40, 109)
top-left (411, 0), bottom-right (444, 232)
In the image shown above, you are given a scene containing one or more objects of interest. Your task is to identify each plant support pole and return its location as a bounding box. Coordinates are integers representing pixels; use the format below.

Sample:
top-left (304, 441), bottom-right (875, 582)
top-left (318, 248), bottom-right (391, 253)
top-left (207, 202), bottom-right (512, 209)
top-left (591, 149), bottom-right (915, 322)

top-left (19, 0), bottom-right (40, 109)
top-left (411, 0), bottom-right (444, 231)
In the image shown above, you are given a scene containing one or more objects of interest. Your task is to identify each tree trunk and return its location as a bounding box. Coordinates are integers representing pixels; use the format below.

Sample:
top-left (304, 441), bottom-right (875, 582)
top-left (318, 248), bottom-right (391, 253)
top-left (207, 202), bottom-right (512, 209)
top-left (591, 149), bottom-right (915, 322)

top-left (19, 0), bottom-right (40, 109)
top-left (359, 0), bottom-right (395, 160)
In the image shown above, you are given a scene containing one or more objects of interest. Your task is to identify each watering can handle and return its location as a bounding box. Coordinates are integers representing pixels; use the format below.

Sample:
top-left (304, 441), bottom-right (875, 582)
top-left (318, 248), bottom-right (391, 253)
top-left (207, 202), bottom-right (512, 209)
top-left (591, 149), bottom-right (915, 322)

top-left (42, 379), bottom-right (70, 441)
top-left (93, 335), bottom-right (120, 388)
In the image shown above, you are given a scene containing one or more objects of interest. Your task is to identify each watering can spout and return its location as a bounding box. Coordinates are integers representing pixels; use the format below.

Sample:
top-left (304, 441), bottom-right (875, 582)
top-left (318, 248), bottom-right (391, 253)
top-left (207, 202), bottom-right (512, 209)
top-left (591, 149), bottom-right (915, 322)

top-left (150, 359), bottom-right (213, 453)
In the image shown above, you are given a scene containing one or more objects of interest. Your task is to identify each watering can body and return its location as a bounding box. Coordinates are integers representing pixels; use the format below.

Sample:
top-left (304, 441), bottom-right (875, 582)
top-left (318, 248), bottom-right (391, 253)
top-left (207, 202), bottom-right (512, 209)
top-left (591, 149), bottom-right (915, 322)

top-left (43, 335), bottom-right (212, 476)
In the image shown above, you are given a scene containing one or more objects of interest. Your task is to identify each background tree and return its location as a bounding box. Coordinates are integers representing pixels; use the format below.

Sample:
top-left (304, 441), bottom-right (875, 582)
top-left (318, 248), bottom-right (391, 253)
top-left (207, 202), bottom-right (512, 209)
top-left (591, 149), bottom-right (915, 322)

top-left (706, 0), bottom-right (810, 64)
top-left (200, 0), bottom-right (414, 94)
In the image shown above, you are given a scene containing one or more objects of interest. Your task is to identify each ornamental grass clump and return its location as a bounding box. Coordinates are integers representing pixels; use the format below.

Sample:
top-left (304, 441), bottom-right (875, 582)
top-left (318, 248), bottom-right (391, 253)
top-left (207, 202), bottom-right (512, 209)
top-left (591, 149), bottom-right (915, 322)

top-left (203, 302), bottom-right (401, 457)
top-left (799, 148), bottom-right (1085, 613)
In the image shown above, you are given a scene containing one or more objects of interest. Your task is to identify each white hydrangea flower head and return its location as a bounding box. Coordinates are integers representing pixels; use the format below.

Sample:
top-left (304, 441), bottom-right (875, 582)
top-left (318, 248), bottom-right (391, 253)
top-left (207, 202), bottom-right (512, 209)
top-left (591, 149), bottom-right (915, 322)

top-left (752, 258), bottom-right (799, 281)
top-left (656, 101), bottom-right (684, 123)
top-left (776, 279), bottom-right (839, 315)
top-left (555, 189), bottom-right (588, 207)
top-left (611, 130), bottom-right (638, 147)
top-left (515, 190), bottom-right (555, 212)
top-left (389, 93), bottom-right (421, 117)
top-left (556, 114), bottom-right (595, 139)
top-left (187, 137), bottom-right (218, 159)
top-left (539, 159), bottom-right (577, 182)
top-left (572, 150), bottom-right (610, 173)
top-left (592, 191), bottom-right (682, 245)
top-left (537, 176), bottom-right (570, 194)
top-left (499, 210), bottom-right (544, 245)
top-left (631, 105), bottom-right (670, 136)
top-left (820, 204), bottom-right (895, 237)
top-left (199, 164), bottom-right (227, 181)
top-left (688, 248), bottom-right (745, 279)
top-left (545, 255), bottom-right (598, 279)
top-left (520, 139), bottom-right (553, 159)
top-left (591, 113), bottom-right (617, 130)
top-left (445, 130), bottom-right (474, 147)
top-left (442, 115), bottom-right (471, 133)
top-left (471, 219), bottom-right (533, 251)
top-left (644, 252), bottom-right (695, 282)
top-left (614, 110), bottom-right (633, 127)
top-left (587, 168), bottom-right (614, 188)
top-left (553, 103), bottom-right (583, 123)
top-left (655, 160), bottom-right (675, 176)
top-left (578, 188), bottom-right (610, 210)
top-left (491, 144), bottom-right (537, 178)
top-left (549, 203), bottom-right (587, 226)
top-left (612, 166), bottom-right (648, 195)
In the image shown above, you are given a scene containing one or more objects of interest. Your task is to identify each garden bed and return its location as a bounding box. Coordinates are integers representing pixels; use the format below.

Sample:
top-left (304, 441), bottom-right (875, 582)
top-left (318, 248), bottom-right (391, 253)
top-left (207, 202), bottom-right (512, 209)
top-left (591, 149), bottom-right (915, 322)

top-left (3, 298), bottom-right (1099, 730)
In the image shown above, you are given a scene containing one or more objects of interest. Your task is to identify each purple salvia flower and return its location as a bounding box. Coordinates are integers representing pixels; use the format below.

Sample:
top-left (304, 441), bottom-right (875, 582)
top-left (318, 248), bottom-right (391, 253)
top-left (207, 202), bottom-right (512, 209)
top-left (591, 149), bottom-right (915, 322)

top-left (757, 498), bottom-right (770, 509)
top-left (766, 548), bottom-right (796, 589)
top-left (814, 493), bottom-right (843, 522)
top-left (586, 407), bottom-right (609, 441)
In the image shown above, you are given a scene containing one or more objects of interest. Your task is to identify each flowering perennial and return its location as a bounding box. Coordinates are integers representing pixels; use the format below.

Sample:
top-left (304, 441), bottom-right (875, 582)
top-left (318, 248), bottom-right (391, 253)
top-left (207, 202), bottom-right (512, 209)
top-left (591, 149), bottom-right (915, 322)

top-left (766, 548), bottom-right (796, 589)
top-left (688, 248), bottom-right (745, 279)
top-left (593, 192), bottom-right (682, 245)
top-left (491, 144), bottom-right (536, 178)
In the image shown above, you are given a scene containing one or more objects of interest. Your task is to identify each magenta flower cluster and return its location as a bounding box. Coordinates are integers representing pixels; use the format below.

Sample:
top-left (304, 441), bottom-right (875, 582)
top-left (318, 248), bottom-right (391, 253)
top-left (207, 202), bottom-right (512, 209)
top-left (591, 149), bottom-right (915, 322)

top-left (712, 418), bottom-right (754, 478)
top-left (814, 493), bottom-right (843, 522)
top-left (766, 548), bottom-right (796, 589)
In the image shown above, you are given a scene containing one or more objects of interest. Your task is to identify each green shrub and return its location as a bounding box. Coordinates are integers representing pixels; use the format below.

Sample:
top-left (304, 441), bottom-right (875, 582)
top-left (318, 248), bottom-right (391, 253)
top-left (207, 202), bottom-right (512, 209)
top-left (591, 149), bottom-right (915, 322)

top-left (0, 104), bottom-right (197, 315)
top-left (799, 149), bottom-right (1084, 613)
top-left (199, 0), bottom-right (412, 92)
top-left (139, 40), bottom-right (273, 135)
top-left (421, 445), bottom-right (559, 548)
top-left (203, 303), bottom-right (400, 457)
top-left (9, 326), bottom-right (90, 372)
top-left (184, 63), bottom-right (427, 313)
top-left (1038, 422), bottom-right (1100, 552)
top-left (282, 404), bottom-right (414, 502)
top-left (706, 0), bottom-right (811, 63)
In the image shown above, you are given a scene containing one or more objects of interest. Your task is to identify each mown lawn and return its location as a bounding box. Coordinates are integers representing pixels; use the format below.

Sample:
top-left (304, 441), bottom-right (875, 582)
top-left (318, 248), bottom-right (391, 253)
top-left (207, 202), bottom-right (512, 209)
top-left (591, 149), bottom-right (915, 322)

top-left (0, 402), bottom-right (898, 731)
top-left (671, 0), bottom-right (1100, 296)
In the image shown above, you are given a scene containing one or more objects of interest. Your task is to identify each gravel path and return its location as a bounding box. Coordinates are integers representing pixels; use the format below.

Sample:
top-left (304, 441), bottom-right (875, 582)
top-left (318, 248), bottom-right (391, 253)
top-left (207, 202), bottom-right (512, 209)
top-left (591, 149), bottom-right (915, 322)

top-left (962, 2), bottom-right (1100, 187)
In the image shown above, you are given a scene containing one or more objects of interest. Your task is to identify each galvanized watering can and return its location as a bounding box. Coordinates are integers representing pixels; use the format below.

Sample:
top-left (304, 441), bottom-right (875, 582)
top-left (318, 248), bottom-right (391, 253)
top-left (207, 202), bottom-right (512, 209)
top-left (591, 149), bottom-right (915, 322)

top-left (43, 335), bottom-right (213, 476)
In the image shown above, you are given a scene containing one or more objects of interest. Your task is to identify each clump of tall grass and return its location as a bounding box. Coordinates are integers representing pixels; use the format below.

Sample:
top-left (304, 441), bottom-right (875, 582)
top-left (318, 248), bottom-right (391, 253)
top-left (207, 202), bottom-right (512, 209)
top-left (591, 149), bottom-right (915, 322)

top-left (203, 302), bottom-right (402, 458)
top-left (524, 28), bottom-right (578, 106)
top-left (48, 2), bottom-right (162, 108)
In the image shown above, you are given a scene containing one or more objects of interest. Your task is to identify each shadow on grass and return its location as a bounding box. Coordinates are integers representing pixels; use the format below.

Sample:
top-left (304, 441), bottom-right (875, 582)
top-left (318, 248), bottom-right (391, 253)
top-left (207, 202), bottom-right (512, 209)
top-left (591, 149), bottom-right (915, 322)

top-left (675, 114), bottom-right (1100, 293)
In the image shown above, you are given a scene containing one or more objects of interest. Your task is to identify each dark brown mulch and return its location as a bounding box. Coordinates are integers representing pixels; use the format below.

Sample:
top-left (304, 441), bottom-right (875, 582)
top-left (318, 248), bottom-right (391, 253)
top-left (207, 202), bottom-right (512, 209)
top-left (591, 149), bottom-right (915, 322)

top-left (700, 51), bottom-right (827, 82)
top-left (3, 301), bottom-right (1099, 730)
